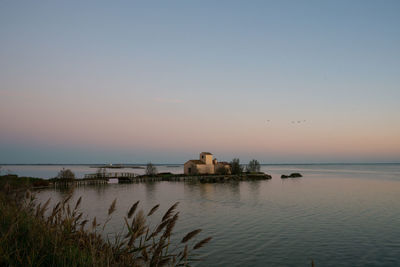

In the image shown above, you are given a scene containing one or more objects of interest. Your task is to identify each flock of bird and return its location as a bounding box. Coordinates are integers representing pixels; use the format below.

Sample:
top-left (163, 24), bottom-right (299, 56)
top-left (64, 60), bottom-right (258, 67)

top-left (291, 120), bottom-right (306, 124)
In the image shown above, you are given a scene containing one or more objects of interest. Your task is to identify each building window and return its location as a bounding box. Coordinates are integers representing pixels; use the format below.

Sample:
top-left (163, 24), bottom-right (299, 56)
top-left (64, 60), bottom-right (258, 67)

top-left (188, 167), bottom-right (191, 174)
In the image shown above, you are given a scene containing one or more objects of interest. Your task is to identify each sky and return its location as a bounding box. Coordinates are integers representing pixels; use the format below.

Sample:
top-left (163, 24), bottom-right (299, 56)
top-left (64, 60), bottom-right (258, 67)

top-left (0, 0), bottom-right (400, 164)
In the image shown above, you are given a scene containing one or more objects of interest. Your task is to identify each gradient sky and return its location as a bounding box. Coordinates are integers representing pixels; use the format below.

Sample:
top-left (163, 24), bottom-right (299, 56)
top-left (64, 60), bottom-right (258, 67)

top-left (1, 0), bottom-right (400, 164)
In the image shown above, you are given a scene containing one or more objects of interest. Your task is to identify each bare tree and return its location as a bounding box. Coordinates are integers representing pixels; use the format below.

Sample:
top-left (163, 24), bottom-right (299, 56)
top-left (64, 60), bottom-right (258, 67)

top-left (145, 162), bottom-right (157, 176)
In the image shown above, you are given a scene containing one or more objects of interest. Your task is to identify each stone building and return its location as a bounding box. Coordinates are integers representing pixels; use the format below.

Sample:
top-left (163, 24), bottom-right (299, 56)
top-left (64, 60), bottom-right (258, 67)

top-left (184, 152), bottom-right (231, 175)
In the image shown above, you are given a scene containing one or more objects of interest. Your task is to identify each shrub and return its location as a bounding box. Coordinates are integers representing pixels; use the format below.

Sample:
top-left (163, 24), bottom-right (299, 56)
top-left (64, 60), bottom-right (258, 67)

top-left (230, 158), bottom-right (244, 175)
top-left (216, 166), bottom-right (229, 175)
top-left (57, 168), bottom-right (75, 180)
top-left (145, 162), bottom-right (158, 176)
top-left (246, 159), bottom-right (261, 173)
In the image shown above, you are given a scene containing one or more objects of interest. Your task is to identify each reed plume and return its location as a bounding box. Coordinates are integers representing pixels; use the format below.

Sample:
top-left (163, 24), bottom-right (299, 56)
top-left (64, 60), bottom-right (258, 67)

top-left (127, 200), bottom-right (139, 219)
top-left (181, 229), bottom-right (202, 243)
top-left (0, 183), bottom-right (211, 267)
top-left (162, 201), bottom-right (179, 222)
top-left (108, 198), bottom-right (117, 215)
top-left (193, 237), bottom-right (213, 250)
top-left (147, 204), bottom-right (159, 216)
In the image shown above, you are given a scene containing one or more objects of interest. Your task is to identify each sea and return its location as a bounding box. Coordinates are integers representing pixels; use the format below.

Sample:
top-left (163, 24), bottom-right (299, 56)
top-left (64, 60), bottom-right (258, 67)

top-left (2, 164), bottom-right (400, 266)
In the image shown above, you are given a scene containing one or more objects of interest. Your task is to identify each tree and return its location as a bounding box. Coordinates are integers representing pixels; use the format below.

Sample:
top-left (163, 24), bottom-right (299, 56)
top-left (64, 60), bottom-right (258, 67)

top-left (145, 162), bottom-right (157, 176)
top-left (230, 158), bottom-right (243, 175)
top-left (246, 159), bottom-right (260, 173)
top-left (57, 168), bottom-right (75, 180)
top-left (216, 165), bottom-right (229, 175)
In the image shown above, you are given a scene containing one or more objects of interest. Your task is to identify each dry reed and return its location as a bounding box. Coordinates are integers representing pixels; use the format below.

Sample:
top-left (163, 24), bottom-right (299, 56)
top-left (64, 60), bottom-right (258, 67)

top-left (0, 183), bottom-right (212, 266)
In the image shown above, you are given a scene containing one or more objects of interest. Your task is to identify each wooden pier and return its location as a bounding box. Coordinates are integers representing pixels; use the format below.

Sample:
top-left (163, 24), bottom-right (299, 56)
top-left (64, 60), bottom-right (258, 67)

top-left (53, 173), bottom-right (272, 186)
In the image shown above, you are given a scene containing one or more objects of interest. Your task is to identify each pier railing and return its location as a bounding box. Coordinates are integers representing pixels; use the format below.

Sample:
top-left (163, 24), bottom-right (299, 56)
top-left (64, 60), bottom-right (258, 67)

top-left (84, 172), bottom-right (137, 179)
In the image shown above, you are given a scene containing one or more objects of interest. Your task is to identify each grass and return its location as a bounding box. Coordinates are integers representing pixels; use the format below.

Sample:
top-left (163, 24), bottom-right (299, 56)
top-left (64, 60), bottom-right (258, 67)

top-left (0, 183), bottom-right (211, 266)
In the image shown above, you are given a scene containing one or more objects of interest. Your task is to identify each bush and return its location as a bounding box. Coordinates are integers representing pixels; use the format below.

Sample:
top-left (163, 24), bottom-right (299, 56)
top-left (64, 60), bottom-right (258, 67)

top-left (215, 166), bottom-right (229, 175)
top-left (246, 159), bottom-right (261, 173)
top-left (230, 158), bottom-right (244, 175)
top-left (146, 162), bottom-right (158, 176)
top-left (57, 168), bottom-right (75, 180)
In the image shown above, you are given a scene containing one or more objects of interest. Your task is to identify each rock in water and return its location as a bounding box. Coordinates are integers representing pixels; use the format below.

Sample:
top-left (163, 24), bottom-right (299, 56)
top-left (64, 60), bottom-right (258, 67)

top-left (281, 173), bottom-right (302, 179)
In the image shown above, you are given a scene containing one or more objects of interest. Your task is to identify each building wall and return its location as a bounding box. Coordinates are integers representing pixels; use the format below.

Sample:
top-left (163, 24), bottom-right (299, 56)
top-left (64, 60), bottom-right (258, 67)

top-left (185, 153), bottom-right (225, 175)
top-left (184, 161), bottom-right (196, 175)
top-left (184, 161), bottom-right (216, 175)
top-left (200, 153), bottom-right (213, 165)
top-left (198, 163), bottom-right (215, 174)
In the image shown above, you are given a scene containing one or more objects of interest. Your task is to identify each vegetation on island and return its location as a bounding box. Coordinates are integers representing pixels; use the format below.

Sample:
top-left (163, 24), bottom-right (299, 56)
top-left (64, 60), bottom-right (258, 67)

top-left (230, 158), bottom-right (244, 175)
top-left (0, 182), bottom-right (211, 266)
top-left (246, 159), bottom-right (261, 173)
top-left (57, 168), bottom-right (76, 180)
top-left (145, 162), bottom-right (158, 176)
top-left (215, 165), bottom-right (229, 175)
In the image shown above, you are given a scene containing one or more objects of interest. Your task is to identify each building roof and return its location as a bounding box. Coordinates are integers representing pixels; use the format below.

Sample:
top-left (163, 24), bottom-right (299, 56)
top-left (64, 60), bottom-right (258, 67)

top-left (200, 152), bottom-right (213, 155)
top-left (185, 160), bottom-right (205, 165)
top-left (218, 161), bottom-right (230, 165)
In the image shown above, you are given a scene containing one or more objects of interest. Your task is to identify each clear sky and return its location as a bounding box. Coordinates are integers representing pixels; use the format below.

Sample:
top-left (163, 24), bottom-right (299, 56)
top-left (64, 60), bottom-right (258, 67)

top-left (1, 0), bottom-right (399, 164)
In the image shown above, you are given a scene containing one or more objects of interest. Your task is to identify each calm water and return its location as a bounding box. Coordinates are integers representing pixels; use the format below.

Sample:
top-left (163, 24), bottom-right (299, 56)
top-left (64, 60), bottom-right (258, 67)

top-left (8, 164), bottom-right (400, 266)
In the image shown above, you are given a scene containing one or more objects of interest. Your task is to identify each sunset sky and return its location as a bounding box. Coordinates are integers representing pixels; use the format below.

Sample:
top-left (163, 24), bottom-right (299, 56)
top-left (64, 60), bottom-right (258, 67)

top-left (1, 1), bottom-right (399, 164)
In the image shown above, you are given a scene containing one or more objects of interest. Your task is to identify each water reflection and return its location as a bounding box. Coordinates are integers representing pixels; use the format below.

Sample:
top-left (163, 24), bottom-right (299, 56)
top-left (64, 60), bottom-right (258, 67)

top-left (227, 182), bottom-right (240, 199)
top-left (144, 182), bottom-right (157, 201)
top-left (93, 184), bottom-right (108, 197)
top-left (198, 183), bottom-right (215, 199)
top-left (53, 186), bottom-right (75, 199)
top-left (246, 180), bottom-right (262, 202)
